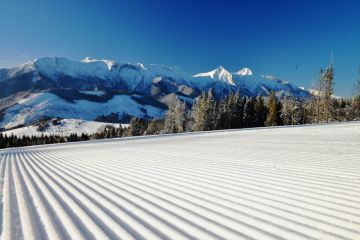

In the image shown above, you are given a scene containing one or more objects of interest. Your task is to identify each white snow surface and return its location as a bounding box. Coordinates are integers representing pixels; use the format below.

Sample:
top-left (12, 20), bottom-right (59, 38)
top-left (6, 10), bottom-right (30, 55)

top-left (0, 92), bottom-right (164, 129)
top-left (2, 119), bottom-right (127, 137)
top-left (0, 122), bottom-right (359, 239)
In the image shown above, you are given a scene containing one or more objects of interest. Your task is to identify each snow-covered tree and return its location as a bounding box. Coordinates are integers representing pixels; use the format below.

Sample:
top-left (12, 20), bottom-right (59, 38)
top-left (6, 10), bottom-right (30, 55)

top-left (322, 64), bottom-right (335, 122)
top-left (351, 68), bottom-right (360, 120)
top-left (164, 94), bottom-right (187, 133)
top-left (191, 92), bottom-right (206, 131)
top-left (164, 94), bottom-right (178, 133)
top-left (205, 90), bottom-right (218, 130)
top-left (310, 61), bottom-right (335, 123)
top-left (191, 89), bottom-right (218, 131)
top-left (281, 97), bottom-right (302, 125)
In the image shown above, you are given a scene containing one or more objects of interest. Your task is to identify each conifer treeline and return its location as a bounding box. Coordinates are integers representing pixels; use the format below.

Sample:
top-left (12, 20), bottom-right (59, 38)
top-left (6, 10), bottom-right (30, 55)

top-left (0, 132), bottom-right (90, 149)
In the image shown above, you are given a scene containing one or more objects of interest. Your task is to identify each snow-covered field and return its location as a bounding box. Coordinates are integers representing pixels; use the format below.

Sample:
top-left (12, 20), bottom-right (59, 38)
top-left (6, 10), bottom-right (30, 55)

top-left (0, 122), bottom-right (360, 239)
top-left (0, 92), bottom-right (164, 129)
top-left (2, 119), bottom-right (127, 138)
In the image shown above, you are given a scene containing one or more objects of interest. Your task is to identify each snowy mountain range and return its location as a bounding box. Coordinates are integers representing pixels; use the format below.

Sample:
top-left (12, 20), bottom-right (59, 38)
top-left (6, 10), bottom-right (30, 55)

top-left (0, 57), bottom-right (310, 130)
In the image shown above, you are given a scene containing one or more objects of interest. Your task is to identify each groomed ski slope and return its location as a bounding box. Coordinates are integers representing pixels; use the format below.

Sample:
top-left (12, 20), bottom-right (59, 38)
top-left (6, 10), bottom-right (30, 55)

top-left (0, 122), bottom-right (360, 240)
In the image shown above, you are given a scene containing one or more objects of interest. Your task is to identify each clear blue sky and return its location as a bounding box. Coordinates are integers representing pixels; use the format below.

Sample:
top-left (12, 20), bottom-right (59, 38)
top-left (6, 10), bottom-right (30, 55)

top-left (1, 0), bottom-right (360, 96)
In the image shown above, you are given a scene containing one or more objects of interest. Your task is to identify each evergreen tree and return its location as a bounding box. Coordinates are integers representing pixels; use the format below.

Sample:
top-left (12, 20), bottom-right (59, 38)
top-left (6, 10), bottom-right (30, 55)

top-left (216, 98), bottom-right (229, 130)
top-left (281, 96), bottom-right (301, 125)
top-left (94, 130), bottom-right (106, 139)
top-left (4, 134), bottom-right (9, 148)
top-left (164, 94), bottom-right (178, 133)
top-left (116, 125), bottom-right (124, 137)
top-left (67, 133), bottom-right (80, 142)
top-left (0, 133), bottom-right (4, 148)
top-left (205, 89), bottom-right (218, 130)
top-left (351, 96), bottom-right (360, 120)
top-left (221, 91), bottom-right (243, 129)
top-left (276, 101), bottom-right (283, 126)
top-left (351, 67), bottom-right (360, 120)
top-left (80, 133), bottom-right (90, 141)
top-left (230, 92), bottom-right (245, 129)
top-left (59, 136), bottom-right (66, 143)
top-left (310, 69), bottom-right (324, 123)
top-left (191, 89), bottom-right (218, 131)
top-left (224, 92), bottom-right (234, 129)
top-left (164, 94), bottom-right (187, 133)
top-left (265, 92), bottom-right (278, 126)
top-left (254, 97), bottom-right (267, 127)
top-left (322, 63), bottom-right (335, 122)
top-left (191, 92), bottom-right (206, 131)
top-left (145, 119), bottom-right (164, 135)
top-left (49, 135), bottom-right (58, 144)
top-left (243, 97), bottom-right (256, 128)
top-left (310, 60), bottom-right (335, 123)
top-left (126, 117), bottom-right (148, 136)
top-left (175, 100), bottom-right (187, 133)
top-left (103, 125), bottom-right (116, 138)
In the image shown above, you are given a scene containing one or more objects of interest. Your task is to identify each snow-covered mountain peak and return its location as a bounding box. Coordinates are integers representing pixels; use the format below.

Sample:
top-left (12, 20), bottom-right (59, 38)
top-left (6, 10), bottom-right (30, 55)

top-left (212, 65), bottom-right (228, 74)
top-left (193, 66), bottom-right (235, 85)
top-left (235, 67), bottom-right (253, 76)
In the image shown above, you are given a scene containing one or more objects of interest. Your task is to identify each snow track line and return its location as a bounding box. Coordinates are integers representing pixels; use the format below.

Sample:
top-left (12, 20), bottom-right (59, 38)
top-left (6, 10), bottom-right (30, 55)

top-left (88, 151), bottom-right (360, 208)
top-left (0, 152), bottom-right (7, 237)
top-left (54, 155), bottom-right (360, 238)
top-left (16, 150), bottom-right (63, 240)
top-left (21, 153), bottom-right (111, 240)
top-left (1, 153), bottom-right (19, 240)
top-left (60, 146), bottom-right (360, 188)
top-left (59, 151), bottom-right (360, 223)
top-left (12, 150), bottom-right (42, 240)
top-left (40, 150), bottom-right (358, 240)
top-left (30, 151), bottom-right (220, 240)
top-left (33, 150), bottom-right (249, 240)
top-left (22, 150), bottom-right (170, 240)
top-left (0, 123), bottom-right (360, 239)
top-left (17, 150), bottom-right (87, 240)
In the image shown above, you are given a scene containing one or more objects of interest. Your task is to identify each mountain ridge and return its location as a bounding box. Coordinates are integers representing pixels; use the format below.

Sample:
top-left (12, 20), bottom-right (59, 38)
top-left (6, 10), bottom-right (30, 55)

top-left (0, 57), bottom-right (310, 130)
